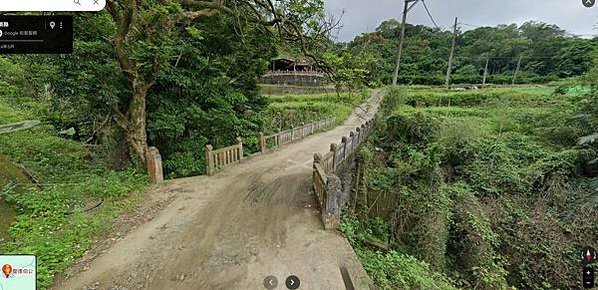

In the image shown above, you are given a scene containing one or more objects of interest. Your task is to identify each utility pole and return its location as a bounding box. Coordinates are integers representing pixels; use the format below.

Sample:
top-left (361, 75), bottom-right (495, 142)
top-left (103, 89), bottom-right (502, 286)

top-left (445, 17), bottom-right (458, 89)
top-left (482, 57), bottom-right (489, 88)
top-left (512, 54), bottom-right (523, 86)
top-left (392, 0), bottom-right (420, 86)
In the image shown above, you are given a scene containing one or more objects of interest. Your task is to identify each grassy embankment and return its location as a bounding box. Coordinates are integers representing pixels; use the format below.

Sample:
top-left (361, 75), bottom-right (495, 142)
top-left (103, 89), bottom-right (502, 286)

top-left (265, 90), bottom-right (370, 132)
top-left (342, 86), bottom-right (597, 289)
top-left (0, 97), bottom-right (147, 289)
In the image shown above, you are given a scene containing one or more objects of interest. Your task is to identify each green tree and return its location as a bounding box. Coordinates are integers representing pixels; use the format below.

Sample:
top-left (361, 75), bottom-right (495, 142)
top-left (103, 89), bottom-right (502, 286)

top-left (105, 0), bottom-right (330, 166)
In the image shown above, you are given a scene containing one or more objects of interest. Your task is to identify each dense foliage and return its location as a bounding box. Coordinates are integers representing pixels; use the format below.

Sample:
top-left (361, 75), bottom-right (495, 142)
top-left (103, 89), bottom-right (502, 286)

top-left (348, 85), bottom-right (598, 289)
top-left (341, 20), bottom-right (597, 85)
top-left (0, 0), bottom-right (345, 176)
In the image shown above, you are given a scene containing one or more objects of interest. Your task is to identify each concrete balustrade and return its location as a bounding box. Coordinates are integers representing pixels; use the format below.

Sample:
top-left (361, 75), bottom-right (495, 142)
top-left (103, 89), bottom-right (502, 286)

top-left (312, 119), bottom-right (375, 230)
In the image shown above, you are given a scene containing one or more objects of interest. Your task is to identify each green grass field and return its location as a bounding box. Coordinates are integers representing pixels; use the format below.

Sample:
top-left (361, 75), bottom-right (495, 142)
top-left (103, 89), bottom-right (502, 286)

top-left (265, 90), bottom-right (370, 133)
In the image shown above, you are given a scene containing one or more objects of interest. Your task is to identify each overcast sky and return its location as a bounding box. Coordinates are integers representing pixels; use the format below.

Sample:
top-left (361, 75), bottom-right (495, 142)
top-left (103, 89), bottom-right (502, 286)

top-left (324, 0), bottom-right (598, 42)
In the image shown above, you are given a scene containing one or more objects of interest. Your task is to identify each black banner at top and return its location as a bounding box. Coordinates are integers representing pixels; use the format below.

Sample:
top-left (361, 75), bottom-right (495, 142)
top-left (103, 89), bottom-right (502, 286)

top-left (0, 15), bottom-right (73, 54)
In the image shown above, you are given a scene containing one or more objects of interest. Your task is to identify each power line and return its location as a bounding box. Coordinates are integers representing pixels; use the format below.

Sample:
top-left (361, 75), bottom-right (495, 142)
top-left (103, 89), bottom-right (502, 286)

top-left (459, 22), bottom-right (482, 28)
top-left (421, 0), bottom-right (440, 30)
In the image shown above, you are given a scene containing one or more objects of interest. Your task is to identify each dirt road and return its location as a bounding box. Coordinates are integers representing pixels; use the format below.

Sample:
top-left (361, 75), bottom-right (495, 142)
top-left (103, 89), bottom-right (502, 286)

top-left (54, 92), bottom-right (381, 290)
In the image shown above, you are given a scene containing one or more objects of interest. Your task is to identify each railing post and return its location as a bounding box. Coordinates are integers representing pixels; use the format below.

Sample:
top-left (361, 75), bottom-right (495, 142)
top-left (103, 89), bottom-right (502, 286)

top-left (237, 137), bottom-right (244, 161)
top-left (314, 153), bottom-right (322, 164)
top-left (313, 152), bottom-right (323, 208)
top-left (341, 136), bottom-right (348, 161)
top-left (205, 144), bottom-right (214, 176)
top-left (258, 132), bottom-right (266, 154)
top-left (323, 175), bottom-right (342, 230)
top-left (330, 143), bottom-right (338, 172)
top-left (349, 132), bottom-right (355, 155)
top-left (310, 121), bottom-right (314, 135)
top-left (300, 122), bottom-right (305, 138)
top-left (356, 127), bottom-right (361, 146)
top-left (291, 125), bottom-right (295, 141)
top-left (277, 129), bottom-right (281, 147)
top-left (145, 147), bottom-right (163, 184)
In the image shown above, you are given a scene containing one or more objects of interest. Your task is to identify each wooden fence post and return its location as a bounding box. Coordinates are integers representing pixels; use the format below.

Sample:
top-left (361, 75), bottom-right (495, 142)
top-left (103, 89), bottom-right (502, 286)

top-left (205, 144), bottom-right (214, 176)
top-left (356, 127), bottom-right (361, 146)
top-left (237, 137), bottom-right (244, 161)
top-left (258, 132), bottom-right (266, 153)
top-left (291, 125), bottom-right (295, 141)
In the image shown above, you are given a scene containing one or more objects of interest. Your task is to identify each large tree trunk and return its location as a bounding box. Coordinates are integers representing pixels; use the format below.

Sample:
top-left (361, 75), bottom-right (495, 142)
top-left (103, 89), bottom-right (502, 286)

top-left (114, 79), bottom-right (150, 168)
top-left (125, 81), bottom-right (149, 166)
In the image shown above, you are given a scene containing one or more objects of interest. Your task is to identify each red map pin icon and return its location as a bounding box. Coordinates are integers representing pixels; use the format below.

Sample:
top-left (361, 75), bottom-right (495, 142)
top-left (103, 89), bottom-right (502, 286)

top-left (2, 264), bottom-right (12, 278)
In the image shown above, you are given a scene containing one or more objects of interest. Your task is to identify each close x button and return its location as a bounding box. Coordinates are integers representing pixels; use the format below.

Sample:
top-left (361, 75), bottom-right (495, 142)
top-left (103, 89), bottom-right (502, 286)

top-left (584, 267), bottom-right (595, 289)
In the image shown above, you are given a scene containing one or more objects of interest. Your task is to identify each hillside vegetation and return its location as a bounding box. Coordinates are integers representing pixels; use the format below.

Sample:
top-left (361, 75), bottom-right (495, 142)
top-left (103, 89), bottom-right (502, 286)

top-left (342, 20), bottom-right (597, 85)
top-left (0, 97), bottom-right (146, 289)
top-left (344, 85), bottom-right (598, 289)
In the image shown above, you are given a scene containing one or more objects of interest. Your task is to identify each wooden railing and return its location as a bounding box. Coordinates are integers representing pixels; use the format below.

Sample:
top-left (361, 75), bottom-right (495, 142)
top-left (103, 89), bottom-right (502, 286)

top-left (205, 138), bottom-right (243, 176)
top-left (205, 117), bottom-right (335, 176)
top-left (263, 71), bottom-right (325, 78)
top-left (261, 117), bottom-right (335, 151)
top-left (312, 119), bottom-right (375, 229)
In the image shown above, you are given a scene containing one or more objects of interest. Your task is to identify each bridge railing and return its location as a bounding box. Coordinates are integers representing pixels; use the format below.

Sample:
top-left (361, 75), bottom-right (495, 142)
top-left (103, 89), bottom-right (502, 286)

top-left (205, 117), bottom-right (335, 176)
top-left (205, 138), bottom-right (243, 176)
top-left (313, 119), bottom-right (374, 230)
top-left (261, 117), bottom-right (335, 152)
top-left (312, 162), bottom-right (328, 211)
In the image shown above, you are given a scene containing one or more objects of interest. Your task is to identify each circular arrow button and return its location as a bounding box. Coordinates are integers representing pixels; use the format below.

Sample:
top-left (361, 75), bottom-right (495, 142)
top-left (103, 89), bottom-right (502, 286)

top-left (583, 0), bottom-right (595, 8)
top-left (263, 275), bottom-right (278, 289)
top-left (285, 275), bottom-right (300, 289)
